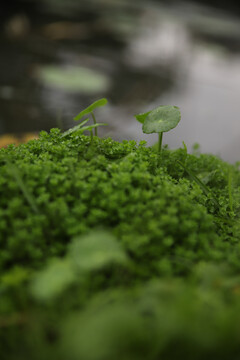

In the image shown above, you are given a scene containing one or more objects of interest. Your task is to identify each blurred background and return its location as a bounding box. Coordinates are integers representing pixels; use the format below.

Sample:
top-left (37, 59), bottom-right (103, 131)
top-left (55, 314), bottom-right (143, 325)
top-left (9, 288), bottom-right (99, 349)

top-left (0, 0), bottom-right (240, 162)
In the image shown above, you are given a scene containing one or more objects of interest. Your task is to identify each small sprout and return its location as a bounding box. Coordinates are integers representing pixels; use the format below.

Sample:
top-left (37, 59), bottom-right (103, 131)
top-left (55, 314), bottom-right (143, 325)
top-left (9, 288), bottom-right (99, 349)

top-left (74, 98), bottom-right (108, 136)
top-left (61, 121), bottom-right (107, 139)
top-left (182, 141), bottom-right (188, 153)
top-left (62, 98), bottom-right (108, 139)
top-left (61, 118), bottom-right (90, 138)
top-left (135, 105), bottom-right (181, 155)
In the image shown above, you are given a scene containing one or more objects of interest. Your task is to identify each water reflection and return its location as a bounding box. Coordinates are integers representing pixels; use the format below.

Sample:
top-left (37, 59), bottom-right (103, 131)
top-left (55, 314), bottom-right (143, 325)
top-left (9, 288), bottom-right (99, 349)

top-left (0, 0), bottom-right (240, 162)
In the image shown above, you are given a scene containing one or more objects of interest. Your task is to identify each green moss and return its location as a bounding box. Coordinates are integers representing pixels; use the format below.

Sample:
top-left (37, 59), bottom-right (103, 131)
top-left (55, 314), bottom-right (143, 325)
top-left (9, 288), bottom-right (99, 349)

top-left (0, 128), bottom-right (240, 359)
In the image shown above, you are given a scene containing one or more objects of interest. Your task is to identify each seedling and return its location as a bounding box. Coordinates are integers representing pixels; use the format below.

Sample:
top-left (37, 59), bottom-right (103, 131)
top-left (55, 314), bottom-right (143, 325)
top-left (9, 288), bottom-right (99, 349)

top-left (61, 98), bottom-right (108, 139)
top-left (61, 120), bottom-right (107, 139)
top-left (74, 98), bottom-right (108, 136)
top-left (135, 105), bottom-right (181, 154)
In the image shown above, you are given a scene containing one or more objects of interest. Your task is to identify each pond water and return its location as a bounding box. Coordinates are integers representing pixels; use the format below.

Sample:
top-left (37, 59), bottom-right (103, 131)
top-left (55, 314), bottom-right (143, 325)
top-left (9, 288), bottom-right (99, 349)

top-left (0, 0), bottom-right (240, 162)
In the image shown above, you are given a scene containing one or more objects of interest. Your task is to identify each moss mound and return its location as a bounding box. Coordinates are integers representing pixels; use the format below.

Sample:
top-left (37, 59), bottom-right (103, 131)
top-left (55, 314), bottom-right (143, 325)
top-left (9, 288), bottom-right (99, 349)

top-left (1, 128), bottom-right (240, 359)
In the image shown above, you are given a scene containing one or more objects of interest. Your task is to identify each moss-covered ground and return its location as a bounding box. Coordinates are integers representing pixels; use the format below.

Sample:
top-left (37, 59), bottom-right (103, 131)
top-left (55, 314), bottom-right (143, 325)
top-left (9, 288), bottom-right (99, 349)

top-left (1, 128), bottom-right (240, 359)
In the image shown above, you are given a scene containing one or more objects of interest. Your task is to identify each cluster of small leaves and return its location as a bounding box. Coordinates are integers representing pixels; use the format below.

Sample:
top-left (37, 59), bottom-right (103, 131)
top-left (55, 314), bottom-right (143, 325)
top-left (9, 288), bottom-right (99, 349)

top-left (0, 129), bottom-right (226, 276)
top-left (1, 129), bottom-right (240, 359)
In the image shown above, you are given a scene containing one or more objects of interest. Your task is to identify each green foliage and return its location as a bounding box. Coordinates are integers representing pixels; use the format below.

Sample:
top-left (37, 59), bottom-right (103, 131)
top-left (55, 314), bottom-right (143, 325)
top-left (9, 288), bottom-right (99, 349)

top-left (134, 110), bottom-right (151, 124)
top-left (69, 231), bottom-right (128, 272)
top-left (61, 118), bottom-right (90, 137)
top-left (72, 98), bottom-right (108, 136)
top-left (4, 157), bottom-right (39, 214)
top-left (1, 116), bottom-right (240, 359)
top-left (73, 98), bottom-right (108, 122)
top-left (177, 160), bottom-right (220, 208)
top-left (135, 105), bottom-right (181, 153)
top-left (59, 275), bottom-right (240, 360)
top-left (61, 121), bottom-right (107, 138)
top-left (141, 105), bottom-right (181, 134)
top-left (30, 259), bottom-right (76, 301)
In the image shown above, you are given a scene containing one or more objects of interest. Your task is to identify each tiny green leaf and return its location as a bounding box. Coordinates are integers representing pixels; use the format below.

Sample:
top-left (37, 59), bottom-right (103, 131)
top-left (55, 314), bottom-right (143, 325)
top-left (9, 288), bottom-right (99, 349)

top-left (61, 118), bottom-right (90, 138)
top-left (142, 105), bottom-right (181, 134)
top-left (79, 123), bottom-right (108, 133)
top-left (61, 122), bottom-right (107, 138)
top-left (74, 98), bottom-right (108, 121)
top-left (182, 141), bottom-right (188, 153)
top-left (134, 111), bottom-right (151, 124)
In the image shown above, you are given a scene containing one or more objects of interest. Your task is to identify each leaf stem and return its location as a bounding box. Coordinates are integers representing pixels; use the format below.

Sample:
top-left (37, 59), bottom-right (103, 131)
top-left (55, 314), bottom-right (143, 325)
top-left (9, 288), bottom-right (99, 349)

top-left (91, 112), bottom-right (97, 136)
top-left (158, 132), bottom-right (163, 154)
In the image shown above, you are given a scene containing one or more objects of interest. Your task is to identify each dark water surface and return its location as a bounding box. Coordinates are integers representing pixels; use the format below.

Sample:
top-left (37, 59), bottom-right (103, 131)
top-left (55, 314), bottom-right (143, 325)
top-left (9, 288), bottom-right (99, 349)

top-left (0, 0), bottom-right (240, 161)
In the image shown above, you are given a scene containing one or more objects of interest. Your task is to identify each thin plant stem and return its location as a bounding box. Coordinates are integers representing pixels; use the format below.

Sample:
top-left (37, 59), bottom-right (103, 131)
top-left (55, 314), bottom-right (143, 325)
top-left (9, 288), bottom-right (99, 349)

top-left (157, 132), bottom-right (163, 166)
top-left (91, 112), bottom-right (97, 136)
top-left (158, 132), bottom-right (163, 154)
top-left (90, 129), bottom-right (93, 143)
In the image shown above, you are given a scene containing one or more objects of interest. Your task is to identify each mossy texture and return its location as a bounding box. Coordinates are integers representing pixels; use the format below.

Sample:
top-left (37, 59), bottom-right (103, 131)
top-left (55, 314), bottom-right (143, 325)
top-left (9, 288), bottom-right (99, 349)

top-left (0, 128), bottom-right (240, 359)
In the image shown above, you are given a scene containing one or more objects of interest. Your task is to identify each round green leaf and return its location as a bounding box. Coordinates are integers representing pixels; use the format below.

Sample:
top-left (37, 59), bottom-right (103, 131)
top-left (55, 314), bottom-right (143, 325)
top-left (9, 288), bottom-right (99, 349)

top-left (142, 105), bottom-right (181, 134)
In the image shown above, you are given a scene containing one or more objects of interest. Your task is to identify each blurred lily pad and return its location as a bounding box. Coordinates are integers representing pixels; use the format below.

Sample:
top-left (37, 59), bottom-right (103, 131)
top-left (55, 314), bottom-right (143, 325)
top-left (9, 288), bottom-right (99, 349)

top-left (36, 65), bottom-right (111, 93)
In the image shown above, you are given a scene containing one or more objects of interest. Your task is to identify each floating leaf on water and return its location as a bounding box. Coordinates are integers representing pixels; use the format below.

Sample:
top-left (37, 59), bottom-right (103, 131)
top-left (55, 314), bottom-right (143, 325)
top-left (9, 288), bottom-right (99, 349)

top-left (36, 66), bottom-right (111, 93)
